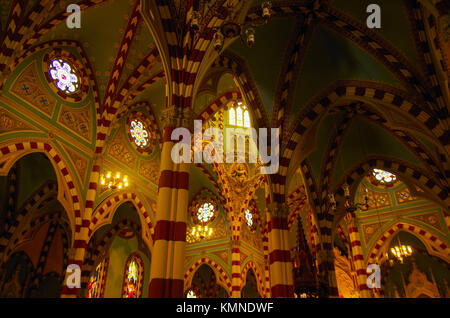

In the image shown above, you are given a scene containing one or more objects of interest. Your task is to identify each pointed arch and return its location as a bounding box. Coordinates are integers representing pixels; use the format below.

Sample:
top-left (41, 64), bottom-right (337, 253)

top-left (366, 222), bottom-right (450, 265)
top-left (184, 256), bottom-right (232, 296)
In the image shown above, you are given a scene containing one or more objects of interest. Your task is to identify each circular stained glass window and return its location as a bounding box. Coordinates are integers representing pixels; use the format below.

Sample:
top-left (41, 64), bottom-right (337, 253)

top-left (48, 58), bottom-right (80, 94)
top-left (197, 202), bottom-right (215, 223)
top-left (245, 209), bottom-right (253, 228)
top-left (372, 169), bottom-right (397, 184)
top-left (130, 120), bottom-right (150, 148)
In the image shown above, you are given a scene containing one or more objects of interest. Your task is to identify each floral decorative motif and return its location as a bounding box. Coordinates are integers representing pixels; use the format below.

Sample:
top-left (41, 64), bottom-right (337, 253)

top-left (126, 111), bottom-right (156, 155)
top-left (49, 59), bottom-right (80, 94)
top-left (197, 202), bottom-right (215, 223)
top-left (130, 120), bottom-right (149, 148)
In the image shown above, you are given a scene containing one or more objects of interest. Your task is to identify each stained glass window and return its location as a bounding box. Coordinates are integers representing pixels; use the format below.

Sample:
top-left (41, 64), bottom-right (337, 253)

top-left (243, 109), bottom-right (250, 128)
top-left (372, 169), bottom-right (397, 184)
top-left (229, 108), bottom-right (236, 126)
top-left (130, 120), bottom-right (149, 148)
top-left (48, 58), bottom-right (79, 94)
top-left (236, 106), bottom-right (243, 127)
top-left (228, 102), bottom-right (251, 128)
top-left (245, 209), bottom-right (253, 228)
top-left (197, 202), bottom-right (215, 223)
top-left (86, 263), bottom-right (101, 298)
top-left (125, 260), bottom-right (138, 298)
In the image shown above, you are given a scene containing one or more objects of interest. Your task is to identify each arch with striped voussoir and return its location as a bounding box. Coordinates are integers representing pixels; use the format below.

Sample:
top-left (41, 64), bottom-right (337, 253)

top-left (240, 260), bottom-right (265, 297)
top-left (0, 140), bottom-right (82, 233)
top-left (330, 157), bottom-right (450, 224)
top-left (184, 256), bottom-right (233, 297)
top-left (317, 110), bottom-right (357, 204)
top-left (14, 40), bottom-right (100, 113)
top-left (0, 180), bottom-right (57, 262)
top-left (324, 7), bottom-right (434, 103)
top-left (287, 185), bottom-right (308, 230)
top-left (0, 0), bottom-right (110, 88)
top-left (332, 103), bottom-right (449, 189)
top-left (112, 46), bottom-right (161, 108)
top-left (212, 51), bottom-right (269, 129)
top-left (196, 91), bottom-right (242, 124)
top-left (272, 14), bottom-right (317, 134)
top-left (316, 104), bottom-right (449, 213)
top-left (81, 217), bottom-right (143, 293)
top-left (366, 222), bottom-right (450, 266)
top-left (282, 81), bottom-right (450, 199)
top-left (89, 191), bottom-right (154, 249)
top-left (5, 210), bottom-right (71, 261)
top-left (407, 1), bottom-right (449, 121)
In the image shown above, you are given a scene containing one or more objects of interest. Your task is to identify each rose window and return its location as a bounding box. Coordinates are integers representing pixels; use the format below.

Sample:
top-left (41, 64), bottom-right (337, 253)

top-left (48, 58), bottom-right (79, 94)
top-left (130, 120), bottom-right (149, 148)
top-left (197, 202), bottom-right (215, 223)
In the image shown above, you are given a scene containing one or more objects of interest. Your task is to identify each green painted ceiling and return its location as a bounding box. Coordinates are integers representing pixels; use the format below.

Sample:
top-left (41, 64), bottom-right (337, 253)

top-left (37, 0), bottom-right (139, 100)
top-left (189, 164), bottom-right (220, 202)
top-left (229, 16), bottom-right (297, 117)
top-left (292, 26), bottom-right (403, 121)
top-left (332, 116), bottom-right (422, 187)
top-left (332, 0), bottom-right (420, 66)
top-left (16, 153), bottom-right (56, 209)
top-left (308, 112), bottom-right (345, 182)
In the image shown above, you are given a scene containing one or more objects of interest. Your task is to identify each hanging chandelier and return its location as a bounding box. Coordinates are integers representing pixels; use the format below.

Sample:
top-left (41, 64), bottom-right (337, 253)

top-left (387, 236), bottom-right (413, 265)
top-left (329, 183), bottom-right (369, 214)
top-left (100, 171), bottom-right (129, 190)
top-left (191, 1), bottom-right (272, 52)
top-left (191, 224), bottom-right (213, 240)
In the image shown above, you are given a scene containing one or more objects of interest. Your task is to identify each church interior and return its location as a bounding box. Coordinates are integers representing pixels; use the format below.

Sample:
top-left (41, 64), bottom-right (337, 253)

top-left (0, 0), bottom-right (449, 299)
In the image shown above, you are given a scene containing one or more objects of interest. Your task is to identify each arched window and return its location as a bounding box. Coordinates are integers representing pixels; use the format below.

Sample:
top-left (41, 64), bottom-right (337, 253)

top-left (228, 102), bottom-right (251, 128)
top-left (229, 107), bottom-right (236, 126)
top-left (86, 258), bottom-right (109, 298)
top-left (245, 209), bottom-right (253, 228)
top-left (122, 254), bottom-right (143, 298)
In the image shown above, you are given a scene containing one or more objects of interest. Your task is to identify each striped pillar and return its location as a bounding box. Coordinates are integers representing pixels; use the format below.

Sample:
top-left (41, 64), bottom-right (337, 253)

top-left (267, 204), bottom-right (294, 298)
top-left (262, 228), bottom-right (271, 297)
top-left (346, 213), bottom-right (372, 298)
top-left (231, 239), bottom-right (241, 298)
top-left (149, 107), bottom-right (191, 298)
top-left (61, 161), bottom-right (100, 298)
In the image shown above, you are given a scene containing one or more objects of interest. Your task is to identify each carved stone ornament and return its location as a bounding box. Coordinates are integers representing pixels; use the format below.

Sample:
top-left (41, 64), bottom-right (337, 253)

top-left (160, 106), bottom-right (195, 130)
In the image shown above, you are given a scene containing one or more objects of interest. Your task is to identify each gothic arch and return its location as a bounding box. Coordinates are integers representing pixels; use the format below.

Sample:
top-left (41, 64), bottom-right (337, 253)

top-left (184, 256), bottom-right (232, 296)
top-left (0, 139), bottom-right (82, 244)
top-left (366, 222), bottom-right (450, 266)
top-left (89, 191), bottom-right (154, 250)
top-left (240, 260), bottom-right (264, 297)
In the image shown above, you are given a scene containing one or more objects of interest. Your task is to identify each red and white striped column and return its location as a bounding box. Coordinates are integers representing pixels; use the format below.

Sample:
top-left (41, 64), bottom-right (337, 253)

top-left (148, 107), bottom-right (191, 297)
top-left (267, 203), bottom-right (294, 297)
top-left (346, 213), bottom-right (372, 298)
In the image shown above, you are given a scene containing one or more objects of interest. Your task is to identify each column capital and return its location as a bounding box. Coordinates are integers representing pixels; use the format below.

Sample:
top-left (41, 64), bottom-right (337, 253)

top-left (161, 106), bottom-right (195, 130)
